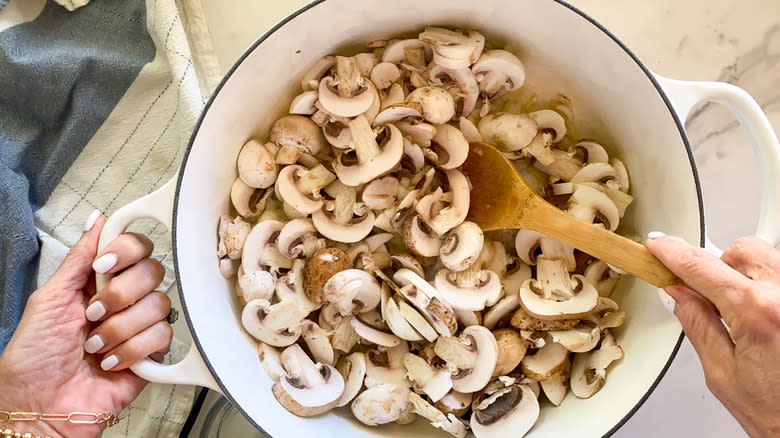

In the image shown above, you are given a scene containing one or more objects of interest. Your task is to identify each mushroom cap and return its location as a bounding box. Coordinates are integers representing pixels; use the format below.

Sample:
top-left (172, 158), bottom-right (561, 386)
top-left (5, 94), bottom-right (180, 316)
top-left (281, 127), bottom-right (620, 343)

top-left (374, 102), bottom-right (424, 126)
top-left (230, 177), bottom-right (270, 219)
top-left (519, 275), bottom-right (599, 320)
top-left (406, 86), bottom-right (456, 125)
top-left (520, 340), bottom-right (569, 380)
top-left (459, 116), bottom-right (482, 142)
top-left (237, 139), bottom-right (278, 189)
top-left (241, 298), bottom-right (307, 347)
top-left (361, 176), bottom-right (400, 210)
top-left (312, 208), bottom-right (375, 243)
top-left (483, 294), bottom-right (520, 330)
top-left (477, 112), bottom-right (538, 152)
top-left (333, 124), bottom-right (404, 187)
top-left (429, 64), bottom-right (480, 117)
top-left (434, 268), bottom-right (502, 311)
top-left (528, 109), bottom-right (567, 143)
top-left (272, 344), bottom-right (345, 417)
top-left (570, 330), bottom-right (624, 398)
top-left (470, 384), bottom-right (539, 438)
top-left (300, 320), bottom-right (335, 366)
top-left (317, 76), bottom-right (375, 118)
top-left (241, 220), bottom-right (290, 273)
top-left (237, 269), bottom-right (276, 303)
top-left (351, 383), bottom-right (411, 426)
top-left (335, 352), bottom-right (367, 407)
top-left (382, 38), bottom-right (427, 64)
top-left (419, 27), bottom-right (485, 70)
top-left (289, 90), bottom-right (319, 115)
top-left (370, 62), bottom-right (402, 90)
top-left (471, 49), bottom-right (526, 98)
top-left (492, 328), bottom-right (527, 377)
top-left (303, 247), bottom-right (351, 305)
top-left (403, 215), bottom-right (442, 258)
top-left (270, 115), bottom-right (326, 156)
top-left (396, 120), bottom-right (437, 148)
top-left (570, 162), bottom-right (618, 185)
top-left (323, 268), bottom-right (381, 316)
top-left (440, 325), bottom-right (499, 394)
top-left (575, 140), bottom-right (610, 164)
top-left (258, 342), bottom-right (286, 381)
top-left (514, 229), bottom-right (576, 270)
top-left (430, 123), bottom-right (469, 170)
top-left (567, 184), bottom-right (620, 231)
top-left (277, 218), bottom-right (319, 259)
top-left (275, 165), bottom-right (324, 215)
top-left (439, 221), bottom-right (484, 272)
top-left (428, 168), bottom-right (471, 235)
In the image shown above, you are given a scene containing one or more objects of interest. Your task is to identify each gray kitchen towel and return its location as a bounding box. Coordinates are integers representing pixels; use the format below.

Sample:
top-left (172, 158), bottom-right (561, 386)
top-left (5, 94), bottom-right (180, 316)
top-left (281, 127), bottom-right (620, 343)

top-left (0, 0), bottom-right (155, 352)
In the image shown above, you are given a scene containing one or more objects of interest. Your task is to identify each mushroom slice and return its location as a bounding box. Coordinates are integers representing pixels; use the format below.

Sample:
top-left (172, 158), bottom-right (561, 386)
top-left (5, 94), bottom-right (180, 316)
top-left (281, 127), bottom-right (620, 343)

top-left (566, 184), bottom-right (620, 231)
top-left (407, 86), bottom-right (456, 125)
top-left (528, 109), bottom-right (567, 143)
top-left (549, 318), bottom-right (601, 353)
top-left (335, 352), bottom-right (367, 407)
top-left (299, 320), bottom-right (334, 366)
top-left (434, 268), bottom-right (502, 311)
top-left (514, 229), bottom-right (576, 270)
top-left (230, 177), bottom-right (272, 220)
top-left (272, 344), bottom-right (345, 417)
top-left (477, 112), bottom-right (538, 152)
top-left (459, 116), bottom-right (482, 142)
top-left (242, 298), bottom-right (308, 347)
top-left (520, 341), bottom-right (569, 380)
top-left (408, 392), bottom-right (468, 438)
top-left (275, 164), bottom-right (335, 216)
top-left (610, 158), bottom-right (630, 193)
top-left (429, 64), bottom-right (480, 117)
top-left (574, 139), bottom-right (610, 163)
top-left (591, 297), bottom-right (626, 329)
top-left (351, 383), bottom-right (412, 426)
top-left (403, 215), bottom-right (442, 257)
top-left (374, 102), bottom-right (424, 126)
top-left (435, 325), bottom-right (498, 394)
top-left (470, 384), bottom-right (539, 438)
top-left (242, 220), bottom-right (292, 274)
top-left (502, 256), bottom-right (533, 296)
top-left (237, 139), bottom-right (278, 189)
top-left (351, 317), bottom-right (402, 347)
top-left (519, 274), bottom-right (599, 321)
top-left (403, 353), bottom-right (453, 402)
top-left (510, 306), bottom-right (580, 331)
top-left (439, 221), bottom-right (484, 272)
top-left (570, 330), bottom-right (623, 398)
top-left (323, 269), bottom-right (381, 316)
top-left (435, 391), bottom-right (473, 418)
top-left (493, 328), bottom-right (527, 377)
top-left (427, 168), bottom-right (470, 235)
top-left (289, 90), bottom-right (319, 115)
top-left (317, 75), bottom-right (374, 118)
top-left (302, 247), bottom-right (350, 305)
top-left (258, 343), bottom-right (286, 381)
top-left (539, 358), bottom-right (571, 406)
top-left (396, 120), bottom-right (437, 148)
top-left (419, 27), bottom-right (485, 70)
top-left (382, 82), bottom-right (405, 109)
top-left (301, 55), bottom-right (335, 91)
top-left (333, 116), bottom-right (403, 186)
top-left (429, 123), bottom-right (469, 169)
top-left (331, 315), bottom-right (360, 354)
top-left (312, 209), bottom-right (375, 243)
top-left (453, 308), bottom-right (482, 328)
top-left (397, 299), bottom-right (439, 343)
top-left (219, 258), bottom-right (239, 279)
top-left (364, 343), bottom-right (410, 389)
top-left (382, 38), bottom-right (427, 64)
top-left (361, 176), bottom-right (400, 210)
top-left (217, 215), bottom-right (251, 261)
top-left (483, 294), bottom-right (520, 330)
top-left (382, 286), bottom-right (425, 342)
top-left (471, 49), bottom-right (526, 98)
top-left (278, 218), bottom-right (322, 259)
top-left (270, 115), bottom-right (326, 163)
top-left (321, 116), bottom-right (352, 149)
top-left (393, 268), bottom-right (458, 337)
top-left (570, 163), bottom-right (618, 185)
top-left (390, 254), bottom-right (425, 278)
top-left (237, 268), bottom-right (276, 304)
top-left (584, 260), bottom-right (620, 297)
top-left (370, 62), bottom-right (402, 90)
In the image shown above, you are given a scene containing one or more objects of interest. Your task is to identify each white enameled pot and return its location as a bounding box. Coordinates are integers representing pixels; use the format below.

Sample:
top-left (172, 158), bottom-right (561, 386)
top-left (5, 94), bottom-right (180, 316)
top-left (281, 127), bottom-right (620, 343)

top-left (97, 1), bottom-right (780, 436)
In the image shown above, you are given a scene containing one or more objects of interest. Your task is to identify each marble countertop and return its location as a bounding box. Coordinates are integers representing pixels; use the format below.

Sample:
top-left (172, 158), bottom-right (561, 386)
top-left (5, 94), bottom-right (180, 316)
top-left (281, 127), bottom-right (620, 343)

top-left (198, 1), bottom-right (780, 437)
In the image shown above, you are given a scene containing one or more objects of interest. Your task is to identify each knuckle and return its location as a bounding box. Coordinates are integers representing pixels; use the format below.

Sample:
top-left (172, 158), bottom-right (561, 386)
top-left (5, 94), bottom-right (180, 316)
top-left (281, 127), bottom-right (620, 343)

top-left (703, 369), bottom-right (731, 398)
top-left (140, 258), bottom-right (166, 281)
top-left (158, 321), bottom-right (174, 344)
top-left (151, 291), bottom-right (172, 314)
top-left (103, 279), bottom-right (131, 308)
top-left (126, 232), bottom-right (155, 253)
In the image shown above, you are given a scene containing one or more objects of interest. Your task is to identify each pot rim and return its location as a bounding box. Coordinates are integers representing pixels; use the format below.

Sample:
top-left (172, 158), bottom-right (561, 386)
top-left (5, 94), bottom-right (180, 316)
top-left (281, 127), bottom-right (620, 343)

top-left (172, 1), bottom-right (703, 436)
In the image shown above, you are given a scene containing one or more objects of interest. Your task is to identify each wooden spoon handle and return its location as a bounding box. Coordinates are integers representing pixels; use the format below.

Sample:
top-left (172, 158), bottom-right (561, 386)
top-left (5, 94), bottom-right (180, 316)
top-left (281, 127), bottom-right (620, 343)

top-left (526, 201), bottom-right (682, 288)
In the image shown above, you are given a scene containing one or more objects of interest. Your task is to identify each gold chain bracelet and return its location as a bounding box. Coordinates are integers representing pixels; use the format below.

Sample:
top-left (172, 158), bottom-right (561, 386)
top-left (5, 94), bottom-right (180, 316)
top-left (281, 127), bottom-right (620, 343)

top-left (0, 410), bottom-right (119, 426)
top-left (2, 428), bottom-right (53, 438)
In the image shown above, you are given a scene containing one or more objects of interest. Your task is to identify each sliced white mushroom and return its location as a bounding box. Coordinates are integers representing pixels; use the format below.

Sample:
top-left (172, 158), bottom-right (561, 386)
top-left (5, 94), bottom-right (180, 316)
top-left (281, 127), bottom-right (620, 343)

top-left (482, 294), bottom-right (520, 330)
top-left (549, 318), bottom-right (601, 353)
top-left (492, 328), bottom-right (527, 376)
top-left (301, 55), bottom-right (335, 91)
top-left (258, 342), bottom-right (286, 381)
top-left (520, 340), bottom-right (569, 380)
top-left (351, 383), bottom-right (412, 426)
top-left (382, 82), bottom-right (405, 109)
top-left (312, 207), bottom-right (375, 243)
top-left (351, 316), bottom-right (402, 347)
top-left (382, 286), bottom-right (425, 342)
top-left (477, 112), bottom-right (538, 152)
top-left (242, 220), bottom-right (292, 274)
top-left (471, 49), bottom-right (526, 98)
top-left (434, 268), bottom-right (502, 311)
top-left (230, 177), bottom-right (272, 220)
top-left (277, 218), bottom-right (322, 259)
top-left (272, 344), bottom-right (345, 417)
top-left (470, 384), bottom-right (539, 438)
top-left (237, 268), bottom-right (276, 304)
top-left (396, 119), bottom-right (437, 147)
top-left (540, 357), bottom-right (570, 406)
top-left (364, 343), bottom-right (410, 388)
top-left (289, 90), bottom-right (319, 115)
top-left (575, 140), bottom-right (610, 164)
top-left (426, 168), bottom-right (470, 235)
top-left (393, 268), bottom-right (458, 337)
top-left (382, 38), bottom-right (428, 64)
top-left (217, 215), bottom-right (251, 261)
top-left (242, 298), bottom-right (308, 347)
top-left (237, 139), bottom-right (278, 189)
top-left (361, 176), bottom-right (400, 210)
top-left (570, 330), bottom-right (624, 398)
top-left (570, 163), bottom-right (618, 185)
top-left (317, 76), bottom-right (374, 118)
top-left (514, 229), bottom-right (576, 270)
top-left (408, 392), bottom-right (468, 438)
top-left (403, 353), bottom-right (453, 402)
top-left (435, 325), bottom-right (498, 393)
top-left (510, 306), bottom-right (580, 332)
top-left (528, 109), bottom-right (567, 143)
top-left (519, 268), bottom-right (598, 321)
top-left (333, 116), bottom-right (403, 186)
top-left (459, 116), bottom-right (482, 142)
top-left (300, 320), bottom-right (335, 365)
top-left (270, 115), bottom-right (326, 163)
top-left (590, 297), bottom-right (626, 329)
top-left (418, 27), bottom-right (485, 70)
top-left (429, 123), bottom-right (469, 169)
top-left (610, 158), bottom-right (630, 193)
top-left (335, 352), bottom-right (367, 407)
top-left (439, 221), bottom-right (484, 272)
top-left (275, 164), bottom-right (336, 216)
top-left (403, 215), bottom-right (442, 257)
top-left (428, 64), bottom-right (480, 117)
top-left (435, 391), bottom-right (473, 418)
top-left (323, 269), bottom-right (381, 316)
top-left (567, 184), bottom-right (620, 231)
top-left (370, 62), bottom-right (401, 89)
top-left (406, 86), bottom-right (456, 125)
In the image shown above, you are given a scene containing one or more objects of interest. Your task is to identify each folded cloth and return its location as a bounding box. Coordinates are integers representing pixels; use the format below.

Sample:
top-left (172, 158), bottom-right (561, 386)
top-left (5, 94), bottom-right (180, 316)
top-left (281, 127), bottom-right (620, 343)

top-left (0, 0), bottom-right (222, 436)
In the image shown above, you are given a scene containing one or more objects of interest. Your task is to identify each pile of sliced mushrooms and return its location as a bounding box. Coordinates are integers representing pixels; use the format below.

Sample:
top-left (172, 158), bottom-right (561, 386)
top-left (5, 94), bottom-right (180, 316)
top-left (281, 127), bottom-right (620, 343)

top-left (217, 27), bottom-right (631, 438)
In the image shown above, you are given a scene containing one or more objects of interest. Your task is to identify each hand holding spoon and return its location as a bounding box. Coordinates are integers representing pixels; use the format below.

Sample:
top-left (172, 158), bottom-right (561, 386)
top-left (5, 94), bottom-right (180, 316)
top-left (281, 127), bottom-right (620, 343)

top-left (461, 142), bottom-right (682, 288)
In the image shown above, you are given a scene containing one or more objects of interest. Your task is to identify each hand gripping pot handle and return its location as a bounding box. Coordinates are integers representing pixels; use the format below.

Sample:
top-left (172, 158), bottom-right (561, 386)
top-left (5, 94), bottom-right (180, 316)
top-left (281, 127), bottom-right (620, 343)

top-left (655, 74), bottom-right (780, 252)
top-left (96, 177), bottom-right (221, 392)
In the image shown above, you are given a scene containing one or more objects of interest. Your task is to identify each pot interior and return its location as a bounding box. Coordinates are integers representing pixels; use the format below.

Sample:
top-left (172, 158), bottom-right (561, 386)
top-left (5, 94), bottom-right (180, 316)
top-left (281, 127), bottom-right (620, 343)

top-left (175, 0), bottom-right (702, 436)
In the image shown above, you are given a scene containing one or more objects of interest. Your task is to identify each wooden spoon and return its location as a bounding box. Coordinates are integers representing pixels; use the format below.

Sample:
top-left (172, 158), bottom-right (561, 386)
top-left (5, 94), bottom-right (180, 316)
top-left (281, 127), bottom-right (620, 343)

top-left (461, 142), bottom-right (681, 288)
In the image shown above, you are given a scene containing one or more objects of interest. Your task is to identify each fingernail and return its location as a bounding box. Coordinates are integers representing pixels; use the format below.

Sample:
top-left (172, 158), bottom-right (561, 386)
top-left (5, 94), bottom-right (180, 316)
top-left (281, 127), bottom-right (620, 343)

top-left (647, 231), bottom-right (666, 240)
top-left (85, 301), bottom-right (106, 321)
top-left (658, 289), bottom-right (677, 314)
top-left (84, 334), bottom-right (104, 354)
top-left (83, 209), bottom-right (101, 232)
top-left (100, 354), bottom-right (119, 371)
top-left (92, 253), bottom-right (117, 274)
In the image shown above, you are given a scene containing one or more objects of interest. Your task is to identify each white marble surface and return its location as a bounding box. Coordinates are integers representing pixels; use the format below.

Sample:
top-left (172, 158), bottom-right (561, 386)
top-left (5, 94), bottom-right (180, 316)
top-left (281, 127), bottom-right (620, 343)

top-left (196, 1), bottom-right (780, 437)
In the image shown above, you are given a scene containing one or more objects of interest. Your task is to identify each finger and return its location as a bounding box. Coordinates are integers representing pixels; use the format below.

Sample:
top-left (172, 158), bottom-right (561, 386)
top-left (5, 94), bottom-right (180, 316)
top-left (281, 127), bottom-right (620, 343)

top-left (646, 234), bottom-right (751, 324)
top-left (99, 321), bottom-right (173, 371)
top-left (92, 232), bottom-right (155, 275)
top-left (84, 291), bottom-right (171, 355)
top-left (85, 258), bottom-right (165, 321)
top-left (664, 286), bottom-right (737, 400)
top-left (721, 236), bottom-right (780, 284)
top-left (43, 210), bottom-right (106, 293)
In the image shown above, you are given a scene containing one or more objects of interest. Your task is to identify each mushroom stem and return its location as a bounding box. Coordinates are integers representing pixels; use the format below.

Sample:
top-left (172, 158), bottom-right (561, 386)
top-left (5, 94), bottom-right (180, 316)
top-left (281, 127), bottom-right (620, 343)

top-left (336, 56), bottom-right (364, 97)
top-left (296, 163), bottom-right (337, 195)
top-left (349, 115), bottom-right (381, 162)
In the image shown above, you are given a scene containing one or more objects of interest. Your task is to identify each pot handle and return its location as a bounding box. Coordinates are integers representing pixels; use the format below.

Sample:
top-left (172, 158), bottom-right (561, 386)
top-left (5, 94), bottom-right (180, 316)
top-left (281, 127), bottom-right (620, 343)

top-left (96, 177), bottom-right (221, 392)
top-left (654, 74), bottom-right (780, 249)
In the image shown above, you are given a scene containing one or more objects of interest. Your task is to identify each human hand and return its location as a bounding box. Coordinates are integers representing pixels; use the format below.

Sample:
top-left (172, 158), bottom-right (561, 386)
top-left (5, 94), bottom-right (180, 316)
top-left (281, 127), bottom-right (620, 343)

top-left (646, 234), bottom-right (780, 438)
top-left (0, 211), bottom-right (173, 438)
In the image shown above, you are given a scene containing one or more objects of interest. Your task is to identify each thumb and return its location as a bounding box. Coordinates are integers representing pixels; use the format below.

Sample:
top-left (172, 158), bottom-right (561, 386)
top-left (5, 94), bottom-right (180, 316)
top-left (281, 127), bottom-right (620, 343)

top-left (45, 210), bottom-right (106, 291)
top-left (664, 285), bottom-right (737, 398)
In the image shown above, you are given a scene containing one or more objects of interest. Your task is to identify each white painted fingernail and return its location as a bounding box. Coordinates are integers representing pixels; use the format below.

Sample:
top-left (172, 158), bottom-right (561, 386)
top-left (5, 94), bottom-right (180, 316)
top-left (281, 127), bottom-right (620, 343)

top-left (100, 354), bottom-right (119, 371)
top-left (92, 253), bottom-right (117, 274)
top-left (647, 231), bottom-right (666, 240)
top-left (658, 289), bottom-right (677, 314)
top-left (84, 334), bottom-right (104, 354)
top-left (83, 209), bottom-right (101, 232)
top-left (85, 301), bottom-right (106, 321)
